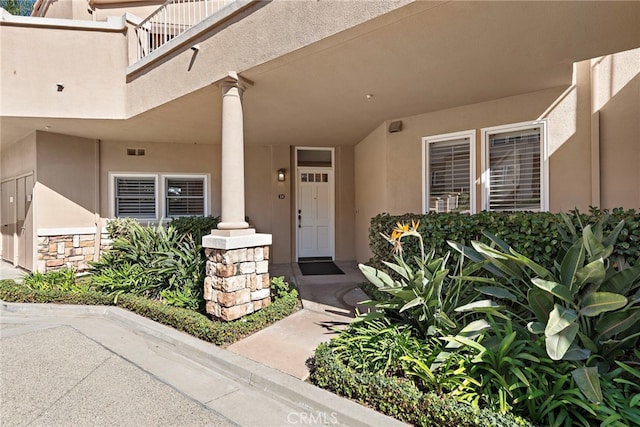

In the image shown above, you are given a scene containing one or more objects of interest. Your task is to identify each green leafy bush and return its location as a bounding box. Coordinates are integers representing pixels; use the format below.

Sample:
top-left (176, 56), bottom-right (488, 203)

top-left (310, 343), bottom-right (530, 427)
top-left (169, 215), bottom-right (220, 244)
top-left (270, 276), bottom-right (298, 301)
top-left (91, 221), bottom-right (204, 309)
top-left (24, 269), bottom-right (90, 293)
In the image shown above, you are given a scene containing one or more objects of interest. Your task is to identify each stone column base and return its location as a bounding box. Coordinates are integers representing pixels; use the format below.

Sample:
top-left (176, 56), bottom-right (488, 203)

top-left (202, 233), bottom-right (272, 321)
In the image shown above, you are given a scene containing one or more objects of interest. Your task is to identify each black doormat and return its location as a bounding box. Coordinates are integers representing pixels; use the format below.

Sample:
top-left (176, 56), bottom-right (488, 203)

top-left (298, 260), bottom-right (345, 276)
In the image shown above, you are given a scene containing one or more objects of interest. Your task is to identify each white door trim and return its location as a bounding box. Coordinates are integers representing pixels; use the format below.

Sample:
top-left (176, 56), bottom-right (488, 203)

top-left (295, 147), bottom-right (335, 261)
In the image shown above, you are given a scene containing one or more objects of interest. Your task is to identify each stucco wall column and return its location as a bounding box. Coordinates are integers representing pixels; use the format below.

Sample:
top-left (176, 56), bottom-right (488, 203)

top-left (218, 72), bottom-right (252, 230)
top-left (203, 72), bottom-right (272, 321)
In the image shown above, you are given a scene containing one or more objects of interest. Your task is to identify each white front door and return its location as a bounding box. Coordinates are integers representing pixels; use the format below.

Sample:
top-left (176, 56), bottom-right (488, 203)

top-left (297, 168), bottom-right (334, 259)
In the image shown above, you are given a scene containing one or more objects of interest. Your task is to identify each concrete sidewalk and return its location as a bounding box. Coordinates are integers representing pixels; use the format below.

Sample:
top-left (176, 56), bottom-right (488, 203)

top-left (0, 260), bottom-right (26, 282)
top-left (1, 301), bottom-right (405, 427)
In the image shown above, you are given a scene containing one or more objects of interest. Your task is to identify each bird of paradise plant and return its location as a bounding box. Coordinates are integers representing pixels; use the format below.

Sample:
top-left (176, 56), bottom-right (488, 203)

top-left (358, 219), bottom-right (475, 338)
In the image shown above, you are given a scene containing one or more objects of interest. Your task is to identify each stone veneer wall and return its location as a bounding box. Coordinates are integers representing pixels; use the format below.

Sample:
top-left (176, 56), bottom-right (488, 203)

top-left (204, 245), bottom-right (271, 321)
top-left (37, 232), bottom-right (110, 272)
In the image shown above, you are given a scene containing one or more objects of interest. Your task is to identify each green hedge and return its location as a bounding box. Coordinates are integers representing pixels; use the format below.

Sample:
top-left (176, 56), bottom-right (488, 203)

top-left (169, 215), bottom-right (221, 244)
top-left (368, 208), bottom-right (640, 270)
top-left (310, 343), bottom-right (530, 427)
top-left (0, 279), bottom-right (300, 346)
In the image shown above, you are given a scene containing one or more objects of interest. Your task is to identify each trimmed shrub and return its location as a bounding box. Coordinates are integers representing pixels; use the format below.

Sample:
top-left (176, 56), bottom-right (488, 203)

top-left (0, 279), bottom-right (300, 346)
top-left (310, 343), bottom-right (530, 427)
top-left (368, 208), bottom-right (640, 271)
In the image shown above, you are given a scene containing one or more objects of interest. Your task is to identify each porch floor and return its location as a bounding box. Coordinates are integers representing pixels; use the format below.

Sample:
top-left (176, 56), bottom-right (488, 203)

top-left (0, 261), bottom-right (26, 282)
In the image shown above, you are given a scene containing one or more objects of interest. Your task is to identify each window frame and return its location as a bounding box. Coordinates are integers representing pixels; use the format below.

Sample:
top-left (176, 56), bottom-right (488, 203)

top-left (109, 172), bottom-right (209, 221)
top-left (481, 120), bottom-right (549, 212)
top-left (163, 174), bottom-right (208, 219)
top-left (422, 129), bottom-right (476, 214)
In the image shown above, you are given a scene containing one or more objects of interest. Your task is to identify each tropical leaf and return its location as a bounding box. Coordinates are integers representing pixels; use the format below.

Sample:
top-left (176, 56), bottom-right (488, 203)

top-left (531, 278), bottom-right (572, 304)
top-left (579, 292), bottom-right (627, 317)
top-left (560, 240), bottom-right (585, 289)
top-left (571, 366), bottom-right (603, 404)
top-left (359, 264), bottom-right (394, 289)
top-left (574, 258), bottom-right (606, 292)
top-left (545, 304), bottom-right (578, 337)
top-left (595, 309), bottom-right (640, 339)
top-left (546, 323), bottom-right (578, 360)
top-left (477, 286), bottom-right (517, 301)
top-left (600, 264), bottom-right (640, 295)
top-left (528, 288), bottom-right (553, 323)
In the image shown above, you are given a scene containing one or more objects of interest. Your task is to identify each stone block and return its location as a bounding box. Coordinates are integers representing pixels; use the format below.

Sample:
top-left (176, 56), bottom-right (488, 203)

top-left (221, 303), bottom-right (253, 321)
top-left (216, 263), bottom-right (236, 278)
top-left (83, 247), bottom-right (95, 255)
top-left (57, 242), bottom-right (65, 254)
top-left (220, 275), bottom-right (246, 292)
top-left (68, 255), bottom-right (85, 262)
top-left (225, 248), bottom-right (247, 264)
top-left (262, 275), bottom-right (270, 289)
top-left (218, 288), bottom-right (251, 308)
top-left (37, 260), bottom-right (46, 272)
top-left (37, 237), bottom-right (47, 245)
top-left (249, 274), bottom-right (258, 291)
top-left (251, 289), bottom-right (270, 301)
top-left (254, 247), bottom-right (264, 262)
top-left (263, 246), bottom-right (270, 260)
top-left (46, 259), bottom-right (64, 267)
top-left (73, 235), bottom-right (80, 247)
top-left (246, 248), bottom-right (254, 261)
top-left (256, 260), bottom-right (268, 274)
top-left (80, 240), bottom-right (94, 248)
top-left (238, 262), bottom-right (255, 275)
top-left (205, 260), bottom-right (216, 276)
top-left (80, 235), bottom-right (94, 241)
top-left (206, 301), bottom-right (221, 318)
top-left (203, 281), bottom-right (216, 302)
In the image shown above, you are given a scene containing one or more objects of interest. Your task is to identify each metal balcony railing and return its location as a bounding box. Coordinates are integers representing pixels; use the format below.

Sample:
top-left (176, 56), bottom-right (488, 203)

top-left (134, 0), bottom-right (235, 62)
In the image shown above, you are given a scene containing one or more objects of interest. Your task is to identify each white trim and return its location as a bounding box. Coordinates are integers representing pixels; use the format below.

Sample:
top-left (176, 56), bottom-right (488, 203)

top-left (0, 13), bottom-right (126, 32)
top-left (162, 173), bottom-right (210, 219)
top-left (38, 227), bottom-right (97, 236)
top-left (481, 120), bottom-right (548, 212)
top-left (109, 172), bottom-right (210, 221)
top-left (295, 147), bottom-right (336, 261)
top-left (109, 173), bottom-right (159, 220)
top-left (422, 129), bottom-right (476, 214)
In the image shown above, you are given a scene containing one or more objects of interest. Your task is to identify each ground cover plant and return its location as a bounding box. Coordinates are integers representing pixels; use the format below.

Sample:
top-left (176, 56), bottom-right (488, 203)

top-left (0, 216), bottom-right (300, 345)
top-left (312, 210), bottom-right (640, 426)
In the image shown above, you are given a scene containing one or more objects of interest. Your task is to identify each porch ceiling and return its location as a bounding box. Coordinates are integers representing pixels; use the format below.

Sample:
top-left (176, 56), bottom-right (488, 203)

top-left (2, 1), bottom-right (639, 148)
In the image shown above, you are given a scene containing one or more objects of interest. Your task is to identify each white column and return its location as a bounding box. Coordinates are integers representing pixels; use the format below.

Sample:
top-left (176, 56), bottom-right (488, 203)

top-left (217, 72), bottom-right (252, 231)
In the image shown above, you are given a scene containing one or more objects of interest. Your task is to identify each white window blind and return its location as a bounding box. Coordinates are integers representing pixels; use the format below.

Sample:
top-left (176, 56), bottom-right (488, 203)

top-left (165, 178), bottom-right (205, 217)
top-left (487, 127), bottom-right (541, 212)
top-left (115, 177), bottom-right (156, 219)
top-left (428, 137), bottom-right (471, 212)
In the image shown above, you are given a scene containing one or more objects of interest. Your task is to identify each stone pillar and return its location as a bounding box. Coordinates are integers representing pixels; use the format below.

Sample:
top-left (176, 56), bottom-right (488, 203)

top-left (218, 72), bottom-right (252, 230)
top-left (203, 243), bottom-right (272, 321)
top-left (203, 71), bottom-right (272, 321)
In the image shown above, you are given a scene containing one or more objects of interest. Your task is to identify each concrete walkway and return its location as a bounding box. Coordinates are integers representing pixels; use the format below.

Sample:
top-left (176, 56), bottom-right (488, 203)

top-left (1, 260), bottom-right (404, 426)
top-left (228, 261), bottom-right (370, 380)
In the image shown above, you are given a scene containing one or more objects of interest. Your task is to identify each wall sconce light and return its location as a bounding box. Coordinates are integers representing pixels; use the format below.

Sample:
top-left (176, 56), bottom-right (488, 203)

top-left (277, 168), bottom-right (286, 182)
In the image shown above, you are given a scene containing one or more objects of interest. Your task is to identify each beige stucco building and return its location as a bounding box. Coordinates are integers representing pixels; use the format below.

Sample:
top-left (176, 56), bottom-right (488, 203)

top-left (1, 0), bottom-right (639, 273)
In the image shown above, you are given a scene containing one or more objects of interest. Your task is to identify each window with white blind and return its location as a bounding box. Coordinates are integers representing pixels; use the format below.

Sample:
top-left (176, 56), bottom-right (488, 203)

top-left (114, 176), bottom-right (157, 219)
top-left (422, 130), bottom-right (475, 214)
top-left (110, 173), bottom-right (208, 220)
top-left (165, 177), bottom-right (205, 217)
top-left (482, 122), bottom-right (547, 212)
